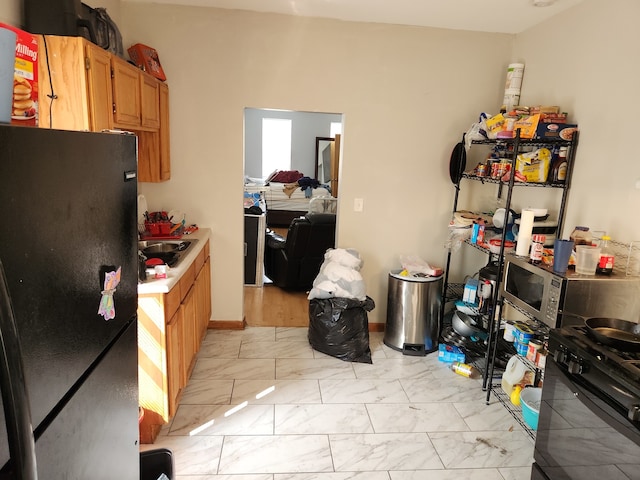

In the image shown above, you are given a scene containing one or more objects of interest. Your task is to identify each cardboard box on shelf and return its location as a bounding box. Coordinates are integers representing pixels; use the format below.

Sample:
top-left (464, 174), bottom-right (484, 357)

top-left (0, 22), bottom-right (38, 127)
top-left (535, 123), bottom-right (578, 140)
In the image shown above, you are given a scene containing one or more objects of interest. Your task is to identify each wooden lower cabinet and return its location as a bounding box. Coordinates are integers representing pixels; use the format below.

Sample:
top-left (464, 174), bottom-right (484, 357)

top-left (138, 241), bottom-right (211, 444)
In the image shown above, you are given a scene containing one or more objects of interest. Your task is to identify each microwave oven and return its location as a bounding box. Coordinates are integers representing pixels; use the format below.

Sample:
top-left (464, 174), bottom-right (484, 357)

top-left (500, 254), bottom-right (640, 328)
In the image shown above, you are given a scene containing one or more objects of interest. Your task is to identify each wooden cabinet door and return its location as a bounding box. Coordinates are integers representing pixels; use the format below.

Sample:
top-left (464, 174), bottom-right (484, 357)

top-left (194, 264), bottom-right (208, 347)
top-left (180, 286), bottom-right (197, 383)
top-left (111, 56), bottom-right (141, 128)
top-left (36, 35), bottom-right (91, 131)
top-left (140, 74), bottom-right (160, 129)
top-left (166, 309), bottom-right (183, 418)
top-left (85, 42), bottom-right (113, 131)
top-left (159, 83), bottom-right (171, 181)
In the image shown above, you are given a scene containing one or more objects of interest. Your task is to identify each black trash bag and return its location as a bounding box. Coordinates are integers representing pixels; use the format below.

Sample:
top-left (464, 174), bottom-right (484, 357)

top-left (308, 296), bottom-right (375, 364)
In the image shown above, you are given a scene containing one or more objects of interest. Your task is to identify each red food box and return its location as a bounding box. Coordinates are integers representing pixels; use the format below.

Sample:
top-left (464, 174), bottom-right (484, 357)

top-left (0, 23), bottom-right (38, 126)
top-left (127, 43), bottom-right (166, 81)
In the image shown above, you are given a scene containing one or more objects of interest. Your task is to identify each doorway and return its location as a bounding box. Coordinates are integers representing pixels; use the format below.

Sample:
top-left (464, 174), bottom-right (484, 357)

top-left (243, 108), bottom-right (343, 327)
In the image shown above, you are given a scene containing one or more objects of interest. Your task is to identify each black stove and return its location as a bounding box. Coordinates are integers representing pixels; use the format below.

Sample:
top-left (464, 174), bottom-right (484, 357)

top-left (549, 326), bottom-right (640, 421)
top-left (533, 325), bottom-right (640, 480)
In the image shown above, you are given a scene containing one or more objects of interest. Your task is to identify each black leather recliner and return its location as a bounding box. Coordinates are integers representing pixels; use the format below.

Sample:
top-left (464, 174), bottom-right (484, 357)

top-left (264, 213), bottom-right (336, 290)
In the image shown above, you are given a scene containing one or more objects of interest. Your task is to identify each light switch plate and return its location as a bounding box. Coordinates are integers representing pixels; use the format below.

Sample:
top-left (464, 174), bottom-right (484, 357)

top-left (354, 198), bottom-right (364, 212)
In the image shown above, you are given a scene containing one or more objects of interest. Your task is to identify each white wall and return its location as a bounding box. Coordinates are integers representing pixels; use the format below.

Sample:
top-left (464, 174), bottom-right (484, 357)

top-left (514, 0), bottom-right (640, 243)
top-left (13, 0), bottom-right (634, 325)
top-left (120, 4), bottom-right (513, 323)
top-left (244, 108), bottom-right (342, 179)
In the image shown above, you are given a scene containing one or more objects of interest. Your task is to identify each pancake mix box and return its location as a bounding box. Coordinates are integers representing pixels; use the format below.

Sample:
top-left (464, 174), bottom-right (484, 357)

top-left (0, 23), bottom-right (38, 127)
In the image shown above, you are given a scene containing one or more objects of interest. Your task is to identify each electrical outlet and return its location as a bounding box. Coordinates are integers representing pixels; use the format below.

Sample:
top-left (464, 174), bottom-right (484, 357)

top-left (354, 198), bottom-right (364, 212)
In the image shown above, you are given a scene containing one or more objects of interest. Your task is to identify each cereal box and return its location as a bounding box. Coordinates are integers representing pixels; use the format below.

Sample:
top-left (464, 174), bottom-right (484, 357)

top-left (0, 23), bottom-right (38, 126)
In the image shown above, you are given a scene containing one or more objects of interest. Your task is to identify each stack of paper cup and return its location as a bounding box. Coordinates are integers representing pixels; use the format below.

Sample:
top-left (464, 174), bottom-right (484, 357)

top-left (503, 63), bottom-right (524, 111)
top-left (515, 209), bottom-right (535, 256)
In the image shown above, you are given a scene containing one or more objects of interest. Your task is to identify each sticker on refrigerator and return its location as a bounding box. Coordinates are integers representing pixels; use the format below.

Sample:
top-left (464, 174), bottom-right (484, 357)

top-left (98, 267), bottom-right (121, 320)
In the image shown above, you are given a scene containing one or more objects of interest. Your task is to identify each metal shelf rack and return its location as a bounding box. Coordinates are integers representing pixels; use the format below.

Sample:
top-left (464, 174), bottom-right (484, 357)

top-left (441, 128), bottom-right (579, 408)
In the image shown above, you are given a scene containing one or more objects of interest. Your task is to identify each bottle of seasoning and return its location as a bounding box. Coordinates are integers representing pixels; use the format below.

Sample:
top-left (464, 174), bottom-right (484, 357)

top-left (596, 235), bottom-right (615, 275)
top-left (529, 234), bottom-right (546, 264)
top-left (570, 226), bottom-right (592, 246)
top-left (550, 146), bottom-right (568, 184)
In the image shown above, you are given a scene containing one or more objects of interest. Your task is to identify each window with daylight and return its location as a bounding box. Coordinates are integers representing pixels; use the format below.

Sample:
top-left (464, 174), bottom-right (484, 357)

top-left (262, 118), bottom-right (292, 177)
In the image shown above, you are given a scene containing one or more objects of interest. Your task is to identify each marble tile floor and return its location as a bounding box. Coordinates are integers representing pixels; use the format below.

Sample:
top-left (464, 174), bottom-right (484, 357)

top-left (142, 326), bottom-right (534, 480)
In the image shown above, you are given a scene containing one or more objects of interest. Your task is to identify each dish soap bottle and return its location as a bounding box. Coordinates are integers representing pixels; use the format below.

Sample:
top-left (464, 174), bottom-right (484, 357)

top-left (596, 235), bottom-right (615, 275)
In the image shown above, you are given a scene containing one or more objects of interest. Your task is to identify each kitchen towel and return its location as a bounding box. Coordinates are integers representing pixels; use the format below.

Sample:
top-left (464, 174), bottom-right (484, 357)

top-left (516, 208), bottom-right (535, 256)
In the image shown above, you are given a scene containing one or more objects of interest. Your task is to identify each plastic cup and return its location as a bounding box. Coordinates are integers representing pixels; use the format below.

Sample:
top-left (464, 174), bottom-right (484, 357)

top-left (575, 245), bottom-right (601, 275)
top-left (553, 239), bottom-right (574, 274)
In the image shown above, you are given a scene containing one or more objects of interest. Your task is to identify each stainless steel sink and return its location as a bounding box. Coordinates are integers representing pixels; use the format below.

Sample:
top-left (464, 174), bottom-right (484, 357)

top-left (139, 239), bottom-right (198, 267)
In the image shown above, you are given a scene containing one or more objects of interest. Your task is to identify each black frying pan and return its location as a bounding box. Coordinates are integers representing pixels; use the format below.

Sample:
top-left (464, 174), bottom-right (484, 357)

top-left (449, 139), bottom-right (466, 184)
top-left (585, 317), bottom-right (640, 351)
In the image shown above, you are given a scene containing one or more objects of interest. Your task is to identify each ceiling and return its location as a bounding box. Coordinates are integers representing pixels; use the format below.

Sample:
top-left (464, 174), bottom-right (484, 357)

top-left (125, 0), bottom-right (585, 34)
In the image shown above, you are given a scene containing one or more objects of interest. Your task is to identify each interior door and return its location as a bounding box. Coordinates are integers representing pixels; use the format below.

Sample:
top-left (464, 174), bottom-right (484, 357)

top-left (330, 133), bottom-right (341, 197)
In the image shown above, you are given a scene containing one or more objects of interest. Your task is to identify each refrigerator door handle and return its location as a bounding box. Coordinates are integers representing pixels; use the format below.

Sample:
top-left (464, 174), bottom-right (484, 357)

top-left (0, 260), bottom-right (37, 480)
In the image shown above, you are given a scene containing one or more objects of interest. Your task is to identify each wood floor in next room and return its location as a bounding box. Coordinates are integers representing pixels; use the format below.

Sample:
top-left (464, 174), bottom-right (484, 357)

top-left (244, 284), bottom-right (309, 327)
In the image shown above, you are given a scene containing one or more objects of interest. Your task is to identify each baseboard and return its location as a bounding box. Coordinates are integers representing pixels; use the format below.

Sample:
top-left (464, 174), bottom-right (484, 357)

top-left (207, 319), bottom-right (245, 330)
top-left (206, 319), bottom-right (383, 332)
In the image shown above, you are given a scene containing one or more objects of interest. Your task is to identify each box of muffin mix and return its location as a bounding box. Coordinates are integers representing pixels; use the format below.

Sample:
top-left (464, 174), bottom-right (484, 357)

top-left (0, 23), bottom-right (38, 127)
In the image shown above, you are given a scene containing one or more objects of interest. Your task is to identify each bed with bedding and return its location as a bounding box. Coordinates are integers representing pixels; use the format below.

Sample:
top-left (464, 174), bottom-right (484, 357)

top-left (244, 170), bottom-right (334, 227)
top-left (264, 182), bottom-right (332, 226)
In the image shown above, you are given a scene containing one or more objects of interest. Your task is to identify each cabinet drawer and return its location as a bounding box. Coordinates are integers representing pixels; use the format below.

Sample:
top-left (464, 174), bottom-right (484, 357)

top-left (179, 262), bottom-right (196, 300)
top-left (195, 247), bottom-right (206, 273)
top-left (164, 285), bottom-right (181, 321)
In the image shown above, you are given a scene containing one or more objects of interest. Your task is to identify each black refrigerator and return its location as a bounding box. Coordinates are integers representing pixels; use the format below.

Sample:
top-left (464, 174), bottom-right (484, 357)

top-left (0, 124), bottom-right (140, 478)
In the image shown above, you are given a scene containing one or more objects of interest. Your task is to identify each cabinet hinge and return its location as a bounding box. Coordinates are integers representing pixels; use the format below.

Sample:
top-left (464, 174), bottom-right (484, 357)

top-left (85, 57), bottom-right (90, 70)
top-left (113, 103), bottom-right (116, 114)
top-left (110, 67), bottom-right (114, 79)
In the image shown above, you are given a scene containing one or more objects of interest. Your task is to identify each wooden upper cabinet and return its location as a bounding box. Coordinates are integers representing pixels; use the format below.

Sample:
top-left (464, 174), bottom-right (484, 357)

top-left (159, 83), bottom-right (171, 181)
top-left (36, 35), bottom-right (91, 130)
top-left (141, 75), bottom-right (160, 129)
top-left (111, 55), bottom-right (141, 128)
top-left (85, 42), bottom-right (113, 132)
top-left (36, 35), bottom-right (171, 183)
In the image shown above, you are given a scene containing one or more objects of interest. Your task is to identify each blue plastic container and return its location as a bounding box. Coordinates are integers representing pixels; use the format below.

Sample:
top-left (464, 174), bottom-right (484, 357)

top-left (520, 387), bottom-right (542, 430)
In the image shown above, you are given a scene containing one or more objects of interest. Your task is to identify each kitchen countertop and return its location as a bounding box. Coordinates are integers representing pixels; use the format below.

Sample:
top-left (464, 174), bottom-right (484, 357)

top-left (137, 228), bottom-right (211, 295)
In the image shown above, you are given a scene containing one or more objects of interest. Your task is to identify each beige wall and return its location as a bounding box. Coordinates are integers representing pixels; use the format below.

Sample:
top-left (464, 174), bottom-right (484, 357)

top-left (6, 0), bottom-right (638, 324)
top-left (0, 1), bottom-right (20, 26)
top-left (513, 0), bottom-right (640, 243)
top-left (120, 4), bottom-right (514, 323)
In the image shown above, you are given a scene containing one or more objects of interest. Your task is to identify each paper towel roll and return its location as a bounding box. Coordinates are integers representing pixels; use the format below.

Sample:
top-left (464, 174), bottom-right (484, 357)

top-left (515, 209), bottom-right (535, 256)
top-left (505, 63), bottom-right (525, 91)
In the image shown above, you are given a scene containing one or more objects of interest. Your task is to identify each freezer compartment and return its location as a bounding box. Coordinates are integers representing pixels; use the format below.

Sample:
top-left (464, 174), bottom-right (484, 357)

top-left (33, 321), bottom-right (139, 478)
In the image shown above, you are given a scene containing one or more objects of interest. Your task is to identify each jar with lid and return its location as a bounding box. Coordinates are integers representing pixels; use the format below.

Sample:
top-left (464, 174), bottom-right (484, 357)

top-left (550, 146), bottom-right (568, 184)
top-left (596, 235), bottom-right (615, 275)
top-left (529, 234), bottom-right (546, 264)
top-left (570, 226), bottom-right (592, 246)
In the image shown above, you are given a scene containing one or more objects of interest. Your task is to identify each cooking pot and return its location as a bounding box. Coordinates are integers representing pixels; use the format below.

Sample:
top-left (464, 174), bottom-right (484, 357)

top-left (452, 311), bottom-right (485, 338)
top-left (584, 317), bottom-right (640, 351)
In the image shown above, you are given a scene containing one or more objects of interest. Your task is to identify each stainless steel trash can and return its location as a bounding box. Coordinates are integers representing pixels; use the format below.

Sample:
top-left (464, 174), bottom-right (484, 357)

top-left (384, 270), bottom-right (442, 355)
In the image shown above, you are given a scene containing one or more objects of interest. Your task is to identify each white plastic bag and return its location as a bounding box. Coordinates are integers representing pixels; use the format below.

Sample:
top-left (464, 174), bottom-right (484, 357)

top-left (399, 255), bottom-right (443, 277)
top-left (464, 113), bottom-right (489, 150)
